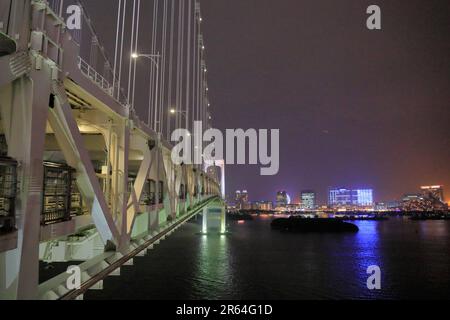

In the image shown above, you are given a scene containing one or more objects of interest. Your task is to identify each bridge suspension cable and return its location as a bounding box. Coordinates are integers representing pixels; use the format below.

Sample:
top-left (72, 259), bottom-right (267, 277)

top-left (69, 0), bottom-right (212, 138)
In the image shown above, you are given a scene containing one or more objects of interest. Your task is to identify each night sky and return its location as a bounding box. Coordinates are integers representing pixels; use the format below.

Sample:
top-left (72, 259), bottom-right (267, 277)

top-left (84, 0), bottom-right (450, 205)
top-left (200, 0), bottom-right (450, 204)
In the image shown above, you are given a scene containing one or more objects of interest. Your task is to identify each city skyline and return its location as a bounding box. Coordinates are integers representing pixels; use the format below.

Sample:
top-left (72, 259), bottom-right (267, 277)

top-left (231, 184), bottom-right (447, 207)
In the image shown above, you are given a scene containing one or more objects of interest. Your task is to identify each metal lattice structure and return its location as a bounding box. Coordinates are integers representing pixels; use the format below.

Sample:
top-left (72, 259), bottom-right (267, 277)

top-left (0, 157), bottom-right (17, 234)
top-left (41, 162), bottom-right (74, 225)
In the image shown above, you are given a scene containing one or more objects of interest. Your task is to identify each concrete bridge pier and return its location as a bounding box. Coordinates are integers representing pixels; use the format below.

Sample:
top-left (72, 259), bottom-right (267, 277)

top-left (202, 204), bottom-right (226, 235)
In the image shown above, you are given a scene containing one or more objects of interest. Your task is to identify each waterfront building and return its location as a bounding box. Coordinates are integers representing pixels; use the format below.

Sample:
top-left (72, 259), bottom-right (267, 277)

top-left (235, 190), bottom-right (250, 210)
top-left (386, 201), bottom-right (402, 211)
top-left (328, 188), bottom-right (374, 209)
top-left (286, 204), bottom-right (300, 212)
top-left (420, 185), bottom-right (445, 202)
top-left (256, 201), bottom-right (273, 211)
top-left (300, 190), bottom-right (316, 210)
top-left (402, 192), bottom-right (448, 212)
top-left (276, 191), bottom-right (289, 208)
top-left (235, 190), bottom-right (241, 203)
top-left (375, 202), bottom-right (388, 211)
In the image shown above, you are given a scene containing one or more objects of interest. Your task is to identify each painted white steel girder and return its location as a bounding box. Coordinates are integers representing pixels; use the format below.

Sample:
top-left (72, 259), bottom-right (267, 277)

top-left (48, 84), bottom-right (120, 244)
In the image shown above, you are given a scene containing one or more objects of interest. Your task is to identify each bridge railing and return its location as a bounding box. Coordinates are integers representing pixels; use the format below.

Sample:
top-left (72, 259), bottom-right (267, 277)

top-left (42, 0), bottom-right (129, 108)
top-left (76, 56), bottom-right (124, 101)
top-left (77, 57), bottom-right (110, 91)
top-left (74, 1), bottom-right (130, 107)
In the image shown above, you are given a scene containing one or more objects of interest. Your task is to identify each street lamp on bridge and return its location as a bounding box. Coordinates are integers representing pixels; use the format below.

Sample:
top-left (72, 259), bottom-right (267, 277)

top-left (131, 52), bottom-right (161, 130)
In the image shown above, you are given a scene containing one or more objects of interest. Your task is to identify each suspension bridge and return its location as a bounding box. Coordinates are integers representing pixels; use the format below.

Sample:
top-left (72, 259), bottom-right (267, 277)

top-left (0, 0), bottom-right (226, 300)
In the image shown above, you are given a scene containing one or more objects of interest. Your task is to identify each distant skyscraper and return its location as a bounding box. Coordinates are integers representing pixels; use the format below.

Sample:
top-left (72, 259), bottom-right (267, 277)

top-left (301, 190), bottom-right (316, 210)
top-left (242, 190), bottom-right (249, 205)
top-left (235, 190), bottom-right (249, 210)
top-left (420, 185), bottom-right (445, 202)
top-left (276, 191), bottom-right (288, 208)
top-left (328, 188), bottom-right (373, 208)
top-left (235, 190), bottom-right (241, 204)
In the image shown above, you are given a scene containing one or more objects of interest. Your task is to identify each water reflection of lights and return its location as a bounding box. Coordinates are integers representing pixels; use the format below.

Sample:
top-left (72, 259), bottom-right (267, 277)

top-left (195, 233), bottom-right (231, 298)
top-left (354, 222), bottom-right (382, 273)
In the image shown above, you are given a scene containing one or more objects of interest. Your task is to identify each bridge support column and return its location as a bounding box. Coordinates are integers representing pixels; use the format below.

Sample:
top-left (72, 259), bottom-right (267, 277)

top-left (202, 207), bottom-right (208, 234)
top-left (0, 62), bottom-right (52, 299)
top-left (202, 204), bottom-right (226, 235)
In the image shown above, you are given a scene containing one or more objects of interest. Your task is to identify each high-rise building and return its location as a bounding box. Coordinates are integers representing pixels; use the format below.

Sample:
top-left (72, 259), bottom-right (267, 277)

top-left (235, 190), bottom-right (250, 210)
top-left (276, 191), bottom-right (288, 208)
top-left (242, 190), bottom-right (249, 205)
top-left (420, 185), bottom-right (445, 202)
top-left (235, 190), bottom-right (241, 203)
top-left (328, 188), bottom-right (374, 208)
top-left (301, 190), bottom-right (316, 210)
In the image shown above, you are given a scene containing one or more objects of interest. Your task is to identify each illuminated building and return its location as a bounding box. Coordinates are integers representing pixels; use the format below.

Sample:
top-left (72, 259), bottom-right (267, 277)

top-left (420, 185), bottom-right (445, 202)
top-left (356, 189), bottom-right (374, 206)
top-left (329, 188), bottom-right (352, 207)
top-left (257, 201), bottom-right (273, 211)
top-left (276, 191), bottom-right (289, 208)
top-left (301, 190), bottom-right (316, 210)
top-left (286, 204), bottom-right (300, 212)
top-left (402, 191), bottom-right (448, 212)
top-left (402, 194), bottom-right (428, 212)
top-left (386, 201), bottom-right (401, 211)
top-left (235, 190), bottom-right (250, 210)
top-left (242, 190), bottom-right (249, 205)
top-left (235, 190), bottom-right (241, 203)
top-left (375, 202), bottom-right (388, 211)
top-left (328, 188), bottom-right (374, 208)
top-left (250, 201), bottom-right (273, 211)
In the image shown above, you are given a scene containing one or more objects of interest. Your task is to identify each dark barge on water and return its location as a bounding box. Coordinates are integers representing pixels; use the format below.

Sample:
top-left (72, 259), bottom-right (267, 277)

top-left (271, 217), bottom-right (359, 233)
top-left (226, 212), bottom-right (254, 221)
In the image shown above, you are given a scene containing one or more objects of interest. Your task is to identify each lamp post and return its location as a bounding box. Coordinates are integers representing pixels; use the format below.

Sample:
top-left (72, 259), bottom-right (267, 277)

top-left (169, 108), bottom-right (190, 135)
top-left (131, 52), bottom-right (161, 129)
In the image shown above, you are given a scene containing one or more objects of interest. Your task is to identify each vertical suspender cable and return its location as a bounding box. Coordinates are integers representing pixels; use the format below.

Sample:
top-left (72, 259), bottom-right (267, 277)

top-left (196, 35), bottom-right (201, 128)
top-left (192, 2), bottom-right (197, 125)
top-left (175, 0), bottom-right (183, 130)
top-left (118, 0), bottom-right (128, 102)
top-left (113, 0), bottom-right (122, 98)
top-left (148, 0), bottom-right (159, 127)
top-left (179, 0), bottom-right (185, 129)
top-left (199, 58), bottom-right (204, 129)
top-left (185, 0), bottom-right (192, 132)
top-left (132, 0), bottom-right (141, 109)
top-left (127, 0), bottom-right (137, 106)
top-left (158, 0), bottom-right (168, 134)
top-left (166, 0), bottom-right (175, 139)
